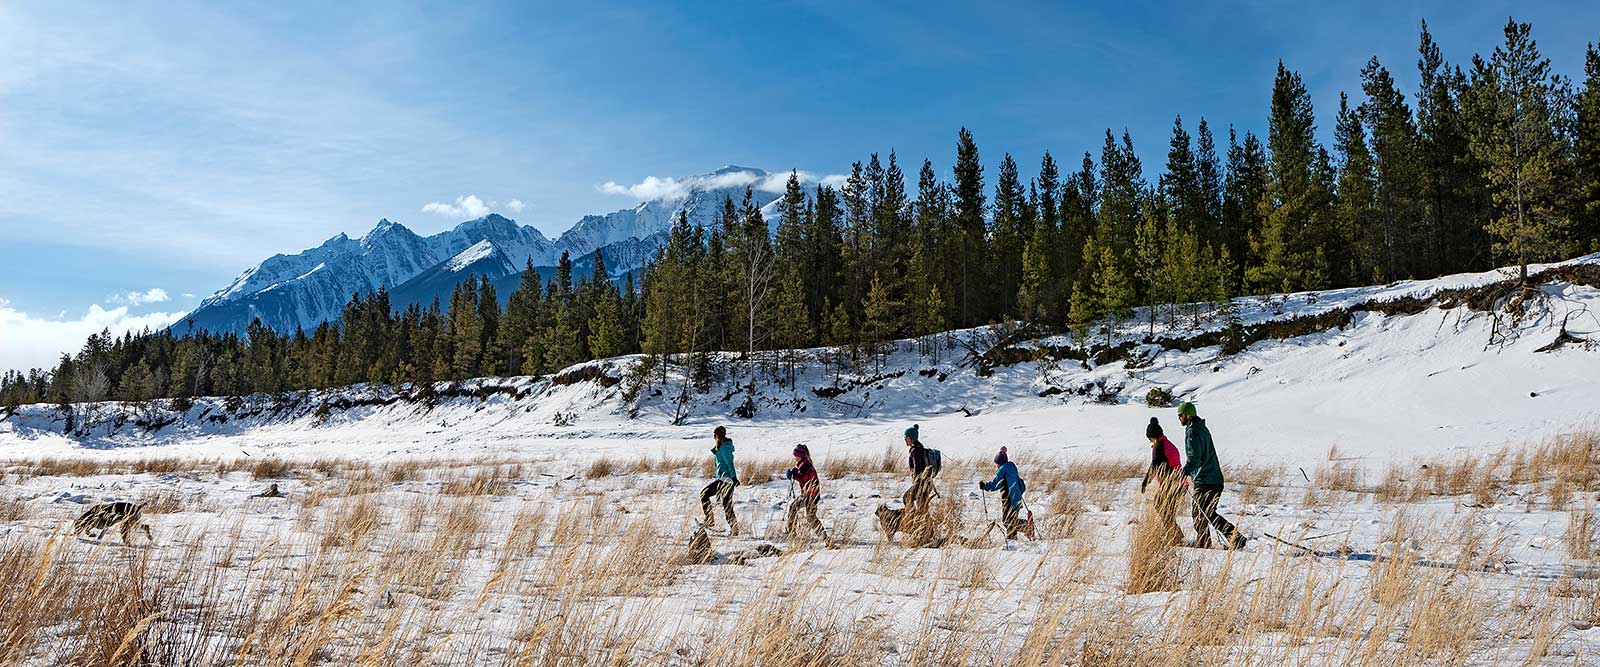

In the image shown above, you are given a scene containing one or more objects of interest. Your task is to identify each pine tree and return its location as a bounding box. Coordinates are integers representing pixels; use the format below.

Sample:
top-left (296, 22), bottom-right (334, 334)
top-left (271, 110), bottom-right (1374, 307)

top-left (587, 285), bottom-right (625, 360)
top-left (1060, 152), bottom-right (1097, 292)
top-left (1195, 119), bottom-right (1225, 235)
top-left (1098, 129), bottom-right (1147, 258)
top-left (1093, 246), bottom-right (1134, 346)
top-left (861, 273), bottom-right (896, 372)
top-left (771, 269), bottom-right (810, 386)
top-left (990, 153), bottom-right (1027, 318)
top-left (1132, 197), bottom-right (1166, 334)
top-left (1575, 41), bottom-right (1600, 250)
top-left (807, 185), bottom-right (845, 339)
top-left (1017, 221), bottom-right (1054, 323)
top-left (914, 159), bottom-right (956, 332)
top-left (1417, 20), bottom-right (1492, 272)
top-left (875, 151), bottom-right (914, 334)
top-left (1465, 18), bottom-right (1574, 279)
top-left (952, 128), bottom-right (988, 326)
top-left (447, 280), bottom-right (483, 378)
top-left (1164, 116), bottom-right (1205, 233)
top-left (1335, 92), bottom-right (1383, 282)
top-left (1222, 126), bottom-right (1268, 282)
top-left (1360, 56), bottom-right (1428, 281)
top-left (1067, 237), bottom-right (1102, 347)
top-left (921, 285), bottom-right (948, 361)
top-left (1251, 62), bottom-right (1334, 293)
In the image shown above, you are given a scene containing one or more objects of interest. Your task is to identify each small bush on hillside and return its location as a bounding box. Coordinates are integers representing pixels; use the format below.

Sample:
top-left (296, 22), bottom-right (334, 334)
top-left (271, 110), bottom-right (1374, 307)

top-left (1144, 387), bottom-right (1173, 407)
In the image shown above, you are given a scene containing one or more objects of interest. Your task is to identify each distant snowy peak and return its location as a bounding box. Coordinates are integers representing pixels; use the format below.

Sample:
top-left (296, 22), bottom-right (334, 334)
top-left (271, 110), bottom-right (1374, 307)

top-left (557, 166), bottom-right (782, 258)
top-left (446, 240), bottom-right (508, 273)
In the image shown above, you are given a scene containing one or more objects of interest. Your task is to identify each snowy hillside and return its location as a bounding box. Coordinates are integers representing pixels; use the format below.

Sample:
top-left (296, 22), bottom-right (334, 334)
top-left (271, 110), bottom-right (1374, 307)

top-left (182, 166), bottom-right (783, 334)
top-left (8, 254), bottom-right (1599, 470)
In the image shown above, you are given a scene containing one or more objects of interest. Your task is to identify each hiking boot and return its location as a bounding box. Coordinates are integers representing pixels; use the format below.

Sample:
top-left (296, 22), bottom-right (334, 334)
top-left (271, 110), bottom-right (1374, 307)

top-left (1228, 534), bottom-right (1248, 550)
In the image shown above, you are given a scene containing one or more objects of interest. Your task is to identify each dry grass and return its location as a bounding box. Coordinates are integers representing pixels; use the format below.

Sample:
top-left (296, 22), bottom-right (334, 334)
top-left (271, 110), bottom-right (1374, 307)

top-left (1568, 506), bottom-right (1598, 561)
top-left (822, 445), bottom-right (901, 478)
top-left (1125, 483), bottom-right (1182, 593)
top-left (585, 455), bottom-right (617, 480)
top-left (0, 434), bottom-right (1597, 664)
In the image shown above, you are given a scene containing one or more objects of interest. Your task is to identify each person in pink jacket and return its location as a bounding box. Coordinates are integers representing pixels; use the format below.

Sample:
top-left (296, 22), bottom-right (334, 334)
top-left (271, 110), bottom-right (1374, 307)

top-left (1141, 417), bottom-right (1185, 547)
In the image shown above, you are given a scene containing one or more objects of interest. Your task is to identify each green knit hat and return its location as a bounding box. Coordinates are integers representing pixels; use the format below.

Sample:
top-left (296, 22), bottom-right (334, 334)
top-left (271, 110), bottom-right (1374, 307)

top-left (904, 424), bottom-right (920, 442)
top-left (1177, 402), bottom-right (1198, 418)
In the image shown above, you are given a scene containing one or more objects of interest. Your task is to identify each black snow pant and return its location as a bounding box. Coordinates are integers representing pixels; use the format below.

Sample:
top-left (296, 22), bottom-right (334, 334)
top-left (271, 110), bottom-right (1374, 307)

top-left (1191, 484), bottom-right (1243, 549)
top-left (701, 479), bottom-right (737, 530)
top-left (786, 495), bottom-right (824, 537)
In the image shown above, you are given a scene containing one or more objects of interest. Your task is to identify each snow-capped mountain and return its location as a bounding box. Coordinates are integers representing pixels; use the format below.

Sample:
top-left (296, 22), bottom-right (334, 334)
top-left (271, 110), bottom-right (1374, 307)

top-left (179, 166), bottom-right (785, 334)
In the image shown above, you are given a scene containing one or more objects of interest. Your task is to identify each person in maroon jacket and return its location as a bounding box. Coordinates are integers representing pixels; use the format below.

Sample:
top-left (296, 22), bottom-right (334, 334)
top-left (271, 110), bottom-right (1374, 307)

top-left (1140, 417), bottom-right (1185, 547)
top-left (784, 445), bottom-right (826, 539)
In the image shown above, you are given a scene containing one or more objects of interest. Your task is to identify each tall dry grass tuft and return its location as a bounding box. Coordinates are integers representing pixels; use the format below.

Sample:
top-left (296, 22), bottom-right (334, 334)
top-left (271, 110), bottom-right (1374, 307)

top-left (585, 456), bottom-right (616, 480)
top-left (249, 457), bottom-right (293, 480)
top-left (1125, 481), bottom-right (1183, 594)
top-left (443, 464), bottom-right (517, 495)
top-left (320, 495), bottom-right (382, 550)
top-left (1567, 506), bottom-right (1598, 561)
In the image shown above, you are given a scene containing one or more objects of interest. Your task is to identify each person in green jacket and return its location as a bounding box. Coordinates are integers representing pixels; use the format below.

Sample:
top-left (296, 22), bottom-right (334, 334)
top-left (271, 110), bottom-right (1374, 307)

top-left (700, 426), bottom-right (739, 535)
top-left (1178, 402), bottom-right (1245, 550)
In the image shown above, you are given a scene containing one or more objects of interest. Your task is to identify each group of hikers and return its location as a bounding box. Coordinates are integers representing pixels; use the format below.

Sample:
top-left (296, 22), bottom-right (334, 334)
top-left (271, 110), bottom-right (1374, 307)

top-left (697, 401), bottom-right (1245, 550)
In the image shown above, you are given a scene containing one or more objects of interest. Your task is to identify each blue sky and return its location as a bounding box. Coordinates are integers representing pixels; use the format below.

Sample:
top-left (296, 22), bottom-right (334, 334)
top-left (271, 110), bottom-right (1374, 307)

top-left (2, 1), bottom-right (1597, 372)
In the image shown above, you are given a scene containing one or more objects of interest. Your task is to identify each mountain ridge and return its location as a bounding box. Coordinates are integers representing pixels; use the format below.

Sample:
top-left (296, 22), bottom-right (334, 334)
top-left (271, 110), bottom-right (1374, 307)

top-left (179, 166), bottom-right (787, 335)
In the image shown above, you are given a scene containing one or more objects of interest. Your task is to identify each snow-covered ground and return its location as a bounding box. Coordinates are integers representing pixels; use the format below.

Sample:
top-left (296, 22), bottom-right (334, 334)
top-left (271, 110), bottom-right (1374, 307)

top-left (5, 253), bottom-right (1598, 472)
top-left (2, 256), bottom-right (1599, 664)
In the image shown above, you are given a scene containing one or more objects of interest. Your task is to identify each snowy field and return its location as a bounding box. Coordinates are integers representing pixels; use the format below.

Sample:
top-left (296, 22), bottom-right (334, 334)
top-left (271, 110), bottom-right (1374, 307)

top-left (2, 257), bottom-right (1599, 664)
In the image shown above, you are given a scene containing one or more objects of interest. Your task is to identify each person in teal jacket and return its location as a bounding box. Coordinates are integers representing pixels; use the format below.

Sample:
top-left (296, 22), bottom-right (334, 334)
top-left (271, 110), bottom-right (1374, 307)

top-left (700, 426), bottom-right (739, 534)
top-left (1178, 403), bottom-right (1245, 549)
top-left (978, 447), bottom-right (1031, 540)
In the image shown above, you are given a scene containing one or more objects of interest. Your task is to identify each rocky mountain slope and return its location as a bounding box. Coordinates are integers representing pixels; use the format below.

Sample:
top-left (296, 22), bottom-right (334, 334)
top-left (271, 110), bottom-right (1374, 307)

top-left (180, 166), bottom-right (782, 334)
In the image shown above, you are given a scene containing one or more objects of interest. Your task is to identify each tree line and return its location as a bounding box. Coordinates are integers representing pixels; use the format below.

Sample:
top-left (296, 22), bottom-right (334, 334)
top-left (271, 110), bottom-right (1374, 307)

top-left (4, 18), bottom-right (1599, 420)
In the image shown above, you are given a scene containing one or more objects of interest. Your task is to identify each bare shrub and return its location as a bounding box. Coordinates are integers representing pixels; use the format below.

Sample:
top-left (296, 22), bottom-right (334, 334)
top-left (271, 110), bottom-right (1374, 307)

top-left (585, 456), bottom-right (617, 480)
top-left (250, 457), bottom-right (293, 480)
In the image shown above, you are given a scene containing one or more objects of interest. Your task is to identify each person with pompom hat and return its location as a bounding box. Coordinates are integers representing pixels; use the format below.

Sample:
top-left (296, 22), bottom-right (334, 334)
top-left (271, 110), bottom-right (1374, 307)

top-left (901, 424), bottom-right (937, 520)
top-left (1141, 417), bottom-right (1185, 547)
top-left (978, 446), bottom-right (1031, 540)
top-left (1177, 402), bottom-right (1245, 550)
top-left (783, 445), bottom-right (825, 539)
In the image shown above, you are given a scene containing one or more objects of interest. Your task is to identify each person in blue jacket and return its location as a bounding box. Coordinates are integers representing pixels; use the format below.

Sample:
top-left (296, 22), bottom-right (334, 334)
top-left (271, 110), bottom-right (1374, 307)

top-left (700, 425), bottom-right (739, 534)
top-left (978, 446), bottom-right (1030, 540)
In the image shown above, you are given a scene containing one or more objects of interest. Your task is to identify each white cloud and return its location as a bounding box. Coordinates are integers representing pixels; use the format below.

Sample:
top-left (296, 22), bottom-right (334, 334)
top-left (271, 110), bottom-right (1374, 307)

top-left (598, 176), bottom-right (692, 201)
top-left (421, 194), bottom-right (490, 219)
top-left (505, 198), bottom-right (525, 213)
top-left (597, 169), bottom-right (849, 202)
top-left (181, 292), bottom-right (195, 299)
top-left (108, 287), bottom-right (169, 306)
top-left (0, 298), bottom-right (186, 372)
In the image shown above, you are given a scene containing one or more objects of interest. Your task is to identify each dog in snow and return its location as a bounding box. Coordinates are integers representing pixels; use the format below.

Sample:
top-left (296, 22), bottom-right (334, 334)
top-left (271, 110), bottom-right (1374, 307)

top-left (875, 504), bottom-right (905, 543)
top-left (72, 502), bottom-right (153, 544)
